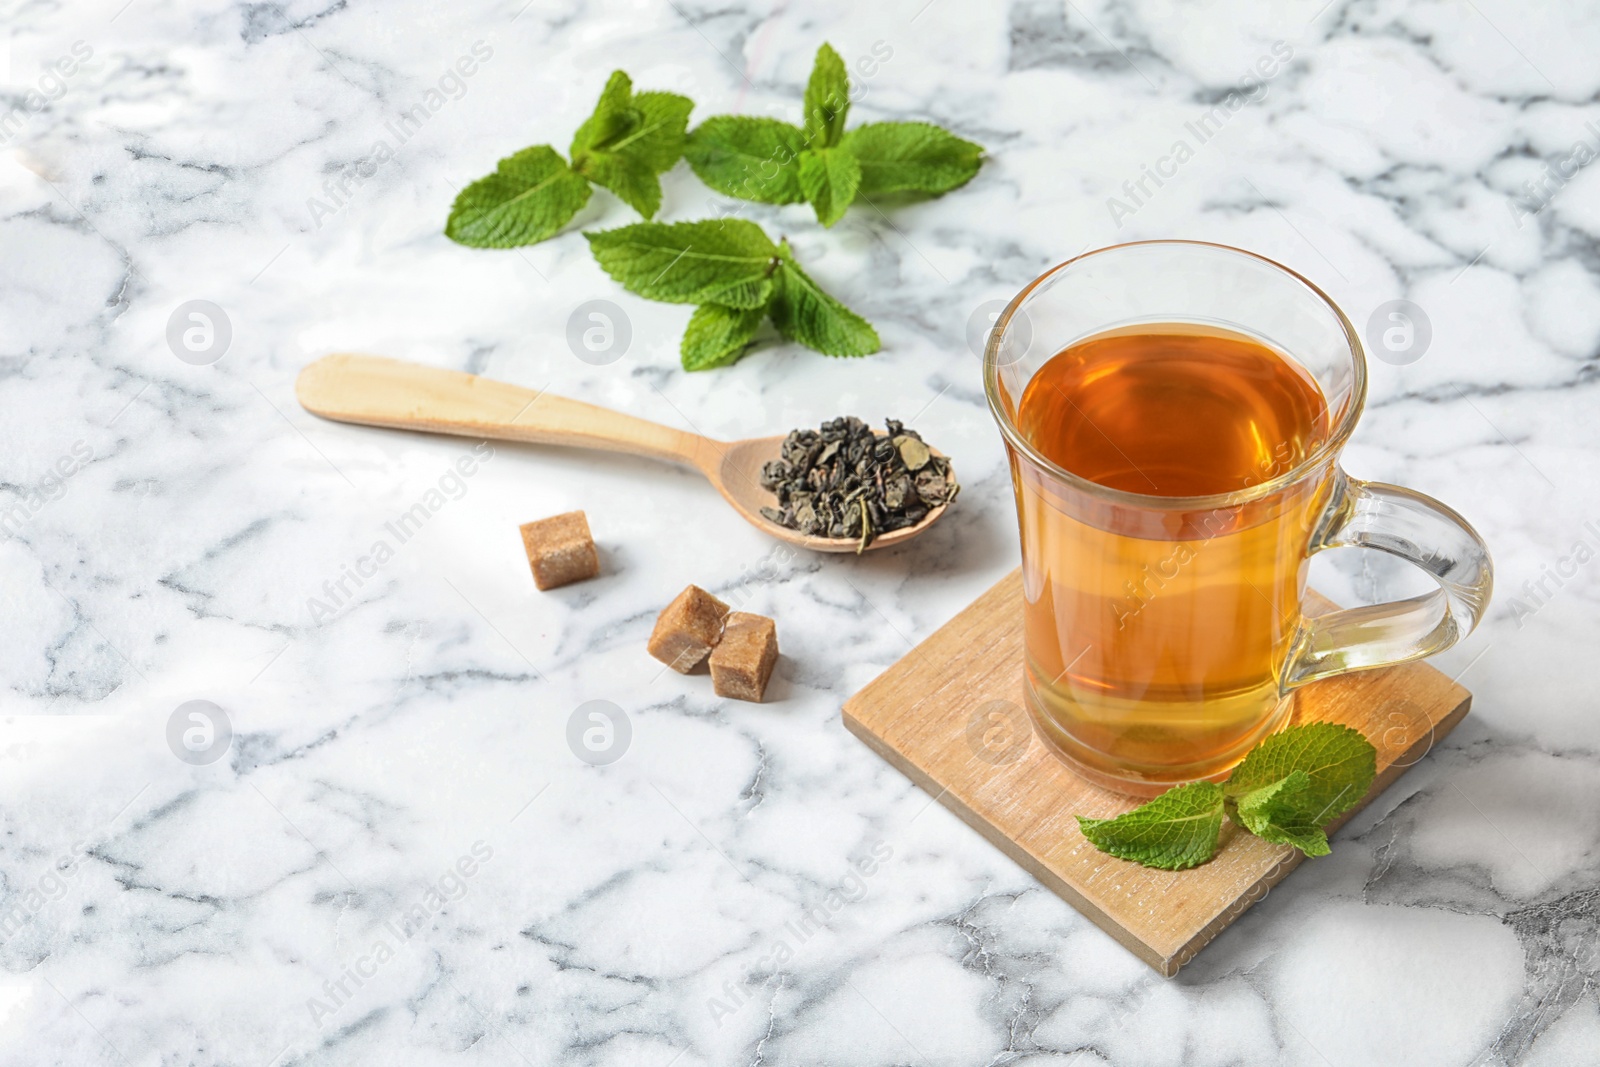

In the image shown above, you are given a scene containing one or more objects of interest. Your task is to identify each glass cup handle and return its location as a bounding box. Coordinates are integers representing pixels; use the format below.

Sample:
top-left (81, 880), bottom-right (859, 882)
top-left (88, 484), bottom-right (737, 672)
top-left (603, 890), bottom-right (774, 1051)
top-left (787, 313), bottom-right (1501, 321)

top-left (1284, 472), bottom-right (1494, 689)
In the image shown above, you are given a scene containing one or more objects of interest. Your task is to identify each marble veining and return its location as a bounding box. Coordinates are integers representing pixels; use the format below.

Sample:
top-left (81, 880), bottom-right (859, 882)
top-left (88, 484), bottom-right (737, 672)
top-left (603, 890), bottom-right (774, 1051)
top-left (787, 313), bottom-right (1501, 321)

top-left (1, 0), bottom-right (1598, 1064)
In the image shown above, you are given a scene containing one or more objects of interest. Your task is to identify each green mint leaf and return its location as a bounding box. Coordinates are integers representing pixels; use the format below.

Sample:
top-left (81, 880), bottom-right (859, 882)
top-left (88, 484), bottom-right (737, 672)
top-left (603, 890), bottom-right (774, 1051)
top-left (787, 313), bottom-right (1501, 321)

top-left (798, 147), bottom-right (861, 227)
top-left (569, 70), bottom-right (637, 157)
top-left (570, 77), bottom-right (693, 173)
top-left (1233, 771), bottom-right (1333, 856)
top-left (1252, 818), bottom-right (1332, 856)
top-left (621, 91), bottom-right (696, 170)
top-left (769, 244), bottom-right (879, 357)
top-left (840, 121), bottom-right (984, 197)
top-left (570, 72), bottom-right (693, 219)
top-left (1076, 781), bottom-right (1226, 871)
top-left (803, 43), bottom-right (850, 148)
top-left (701, 276), bottom-right (777, 311)
top-left (585, 219), bottom-right (778, 306)
top-left (1225, 722), bottom-right (1376, 827)
top-left (681, 304), bottom-right (766, 371)
top-left (445, 146), bottom-right (592, 248)
top-left (575, 152), bottom-right (662, 220)
top-left (685, 116), bottom-right (807, 204)
top-left (1231, 769), bottom-right (1313, 847)
top-left (1233, 769), bottom-right (1312, 827)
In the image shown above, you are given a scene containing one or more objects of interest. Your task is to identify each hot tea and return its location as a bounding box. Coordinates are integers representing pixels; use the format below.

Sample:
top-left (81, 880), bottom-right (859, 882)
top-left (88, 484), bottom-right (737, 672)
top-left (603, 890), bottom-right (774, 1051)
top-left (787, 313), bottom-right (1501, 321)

top-left (1012, 323), bottom-right (1333, 786)
top-left (987, 241), bottom-right (1491, 796)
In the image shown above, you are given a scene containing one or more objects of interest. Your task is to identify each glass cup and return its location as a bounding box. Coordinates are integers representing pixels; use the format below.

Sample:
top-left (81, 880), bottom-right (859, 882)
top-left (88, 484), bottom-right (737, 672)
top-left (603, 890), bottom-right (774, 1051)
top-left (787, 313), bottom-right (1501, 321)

top-left (983, 241), bottom-right (1493, 795)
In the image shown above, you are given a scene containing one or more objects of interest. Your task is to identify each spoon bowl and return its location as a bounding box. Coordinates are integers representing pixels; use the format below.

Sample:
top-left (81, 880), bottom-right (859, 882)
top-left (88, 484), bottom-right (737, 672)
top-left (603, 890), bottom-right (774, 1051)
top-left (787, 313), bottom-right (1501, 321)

top-left (709, 434), bottom-right (949, 553)
top-left (294, 354), bottom-right (952, 553)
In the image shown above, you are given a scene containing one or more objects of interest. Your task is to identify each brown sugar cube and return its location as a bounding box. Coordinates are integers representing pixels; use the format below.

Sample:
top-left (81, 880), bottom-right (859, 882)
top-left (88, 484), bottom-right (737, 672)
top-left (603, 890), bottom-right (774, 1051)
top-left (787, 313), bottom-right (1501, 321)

top-left (519, 511), bottom-right (600, 591)
top-left (709, 612), bottom-right (779, 702)
top-left (647, 585), bottom-right (730, 673)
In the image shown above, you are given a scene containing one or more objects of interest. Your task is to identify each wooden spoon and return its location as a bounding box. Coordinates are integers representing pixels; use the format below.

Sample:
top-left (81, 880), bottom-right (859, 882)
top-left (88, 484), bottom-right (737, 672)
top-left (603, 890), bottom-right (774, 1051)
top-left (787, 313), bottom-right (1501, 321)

top-left (294, 353), bottom-right (952, 553)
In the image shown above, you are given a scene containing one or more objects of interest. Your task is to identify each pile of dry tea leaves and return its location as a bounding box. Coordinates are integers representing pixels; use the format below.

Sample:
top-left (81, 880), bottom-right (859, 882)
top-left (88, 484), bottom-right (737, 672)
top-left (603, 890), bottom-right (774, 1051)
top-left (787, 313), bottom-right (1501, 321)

top-left (759, 417), bottom-right (959, 550)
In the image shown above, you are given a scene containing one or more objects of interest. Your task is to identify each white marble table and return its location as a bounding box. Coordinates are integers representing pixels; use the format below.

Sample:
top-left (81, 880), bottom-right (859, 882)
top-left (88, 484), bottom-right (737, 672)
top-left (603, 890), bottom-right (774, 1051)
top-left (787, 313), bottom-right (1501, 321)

top-left (3, 1), bottom-right (1597, 1064)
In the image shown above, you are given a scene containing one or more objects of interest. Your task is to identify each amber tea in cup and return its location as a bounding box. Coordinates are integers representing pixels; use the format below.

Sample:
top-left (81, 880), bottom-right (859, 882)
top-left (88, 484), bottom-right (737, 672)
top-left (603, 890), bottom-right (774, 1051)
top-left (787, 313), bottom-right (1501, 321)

top-left (984, 242), bottom-right (1492, 794)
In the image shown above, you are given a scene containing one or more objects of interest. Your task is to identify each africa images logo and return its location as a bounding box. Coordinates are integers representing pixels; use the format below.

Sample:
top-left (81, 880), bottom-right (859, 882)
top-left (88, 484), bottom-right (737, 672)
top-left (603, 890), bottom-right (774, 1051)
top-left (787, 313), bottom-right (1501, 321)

top-left (305, 442), bottom-right (494, 625)
top-left (305, 842), bottom-right (494, 1027)
top-left (1106, 41), bottom-right (1293, 228)
top-left (305, 41), bottom-right (494, 230)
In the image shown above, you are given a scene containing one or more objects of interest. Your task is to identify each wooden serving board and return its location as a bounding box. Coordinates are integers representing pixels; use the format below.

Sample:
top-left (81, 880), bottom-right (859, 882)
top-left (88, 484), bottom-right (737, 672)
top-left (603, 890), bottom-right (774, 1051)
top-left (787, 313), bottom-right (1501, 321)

top-left (842, 568), bottom-right (1471, 976)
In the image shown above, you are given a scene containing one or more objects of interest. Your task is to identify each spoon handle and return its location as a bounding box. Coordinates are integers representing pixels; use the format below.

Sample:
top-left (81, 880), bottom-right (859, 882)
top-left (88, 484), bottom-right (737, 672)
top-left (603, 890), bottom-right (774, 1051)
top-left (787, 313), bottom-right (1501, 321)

top-left (295, 353), bottom-right (714, 468)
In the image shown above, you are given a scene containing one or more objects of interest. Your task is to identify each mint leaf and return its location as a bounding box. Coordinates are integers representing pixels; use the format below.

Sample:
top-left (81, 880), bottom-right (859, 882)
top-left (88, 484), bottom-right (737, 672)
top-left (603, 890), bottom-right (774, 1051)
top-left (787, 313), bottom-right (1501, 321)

top-left (570, 72), bottom-right (693, 219)
top-left (608, 90), bottom-right (693, 171)
top-left (571, 79), bottom-right (693, 173)
top-left (574, 152), bottom-right (661, 219)
top-left (446, 146), bottom-right (593, 248)
top-left (1233, 771), bottom-right (1332, 855)
top-left (1233, 769), bottom-right (1312, 827)
top-left (685, 116), bottom-right (807, 204)
top-left (569, 70), bottom-right (637, 156)
top-left (1251, 817), bottom-right (1332, 856)
top-left (585, 219), bottom-right (779, 307)
top-left (770, 244), bottom-right (879, 356)
top-left (1226, 722), bottom-right (1375, 826)
top-left (681, 304), bottom-right (766, 371)
top-left (798, 148), bottom-right (860, 227)
top-left (1076, 781), bottom-right (1226, 871)
top-left (702, 276), bottom-right (777, 311)
top-left (802, 43), bottom-right (850, 148)
top-left (841, 121), bottom-right (984, 197)
top-left (1229, 770), bottom-right (1316, 851)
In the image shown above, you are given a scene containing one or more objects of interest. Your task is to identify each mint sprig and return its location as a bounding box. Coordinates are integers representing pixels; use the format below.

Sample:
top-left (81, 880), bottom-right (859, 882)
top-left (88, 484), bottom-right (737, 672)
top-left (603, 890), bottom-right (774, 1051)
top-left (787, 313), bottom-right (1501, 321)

top-left (685, 43), bottom-right (984, 227)
top-left (1076, 723), bottom-right (1378, 871)
top-left (446, 71), bottom-right (692, 248)
top-left (585, 219), bottom-right (879, 370)
top-left (440, 50), bottom-right (976, 369)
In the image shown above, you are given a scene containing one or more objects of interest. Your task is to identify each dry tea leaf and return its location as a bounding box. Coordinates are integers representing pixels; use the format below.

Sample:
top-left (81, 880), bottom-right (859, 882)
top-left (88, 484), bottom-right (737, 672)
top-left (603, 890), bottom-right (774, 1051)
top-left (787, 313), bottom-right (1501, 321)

top-left (758, 417), bottom-right (958, 550)
top-left (896, 435), bottom-right (931, 471)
